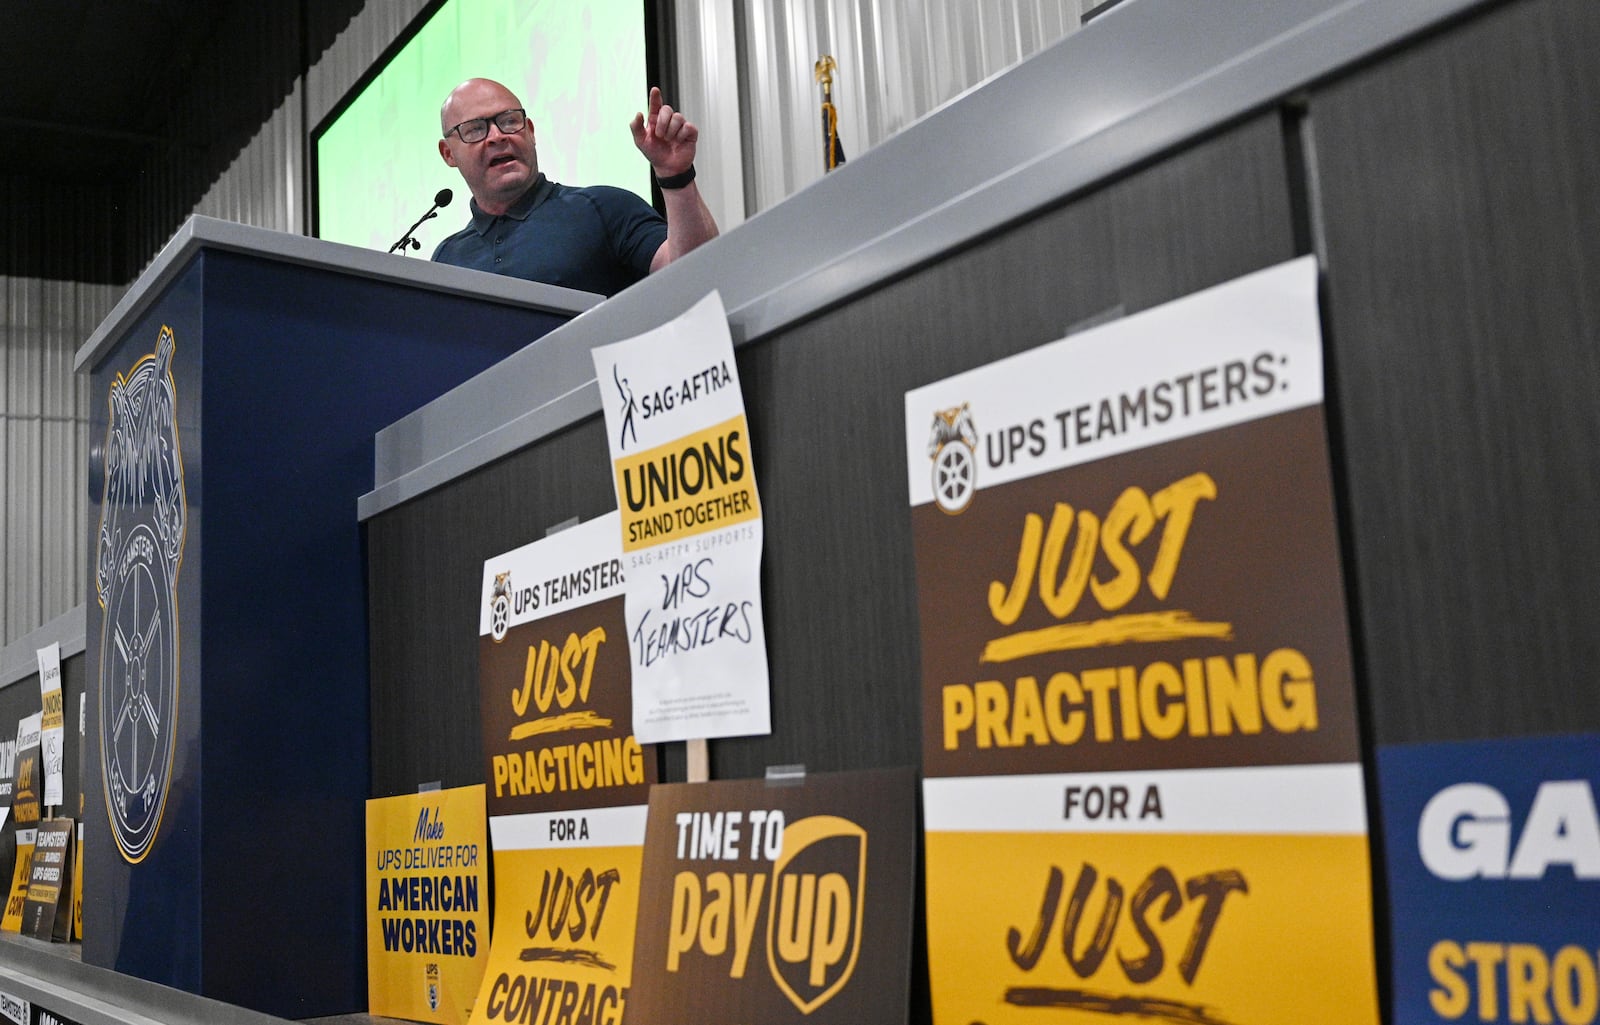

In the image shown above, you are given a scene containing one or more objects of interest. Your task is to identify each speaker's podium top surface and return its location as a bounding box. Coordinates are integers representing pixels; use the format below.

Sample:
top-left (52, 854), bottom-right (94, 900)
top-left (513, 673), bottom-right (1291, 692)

top-left (74, 214), bottom-right (602, 373)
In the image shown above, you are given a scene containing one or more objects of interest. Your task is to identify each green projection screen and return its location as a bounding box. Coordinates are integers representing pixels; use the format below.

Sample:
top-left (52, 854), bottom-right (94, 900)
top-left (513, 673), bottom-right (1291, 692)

top-left (314, 0), bottom-right (649, 255)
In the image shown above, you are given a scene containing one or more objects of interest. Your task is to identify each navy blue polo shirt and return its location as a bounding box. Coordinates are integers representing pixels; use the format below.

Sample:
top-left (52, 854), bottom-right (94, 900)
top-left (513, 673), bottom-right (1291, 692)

top-left (431, 175), bottom-right (667, 297)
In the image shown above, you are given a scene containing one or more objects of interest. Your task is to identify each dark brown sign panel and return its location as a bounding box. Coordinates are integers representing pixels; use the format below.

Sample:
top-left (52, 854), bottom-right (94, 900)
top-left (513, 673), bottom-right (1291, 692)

top-left (479, 594), bottom-right (656, 816)
top-left (914, 405), bottom-right (1359, 778)
top-left (625, 768), bottom-right (916, 1025)
top-left (478, 514), bottom-right (657, 818)
top-left (10, 727), bottom-right (39, 829)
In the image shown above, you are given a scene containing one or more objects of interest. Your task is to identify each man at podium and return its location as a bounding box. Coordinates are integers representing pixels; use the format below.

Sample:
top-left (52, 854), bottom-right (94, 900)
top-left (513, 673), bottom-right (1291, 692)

top-left (432, 78), bottom-right (719, 296)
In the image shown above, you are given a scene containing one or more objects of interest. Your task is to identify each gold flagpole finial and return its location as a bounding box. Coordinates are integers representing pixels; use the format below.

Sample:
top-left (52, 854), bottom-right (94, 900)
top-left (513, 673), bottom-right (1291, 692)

top-left (814, 55), bottom-right (837, 90)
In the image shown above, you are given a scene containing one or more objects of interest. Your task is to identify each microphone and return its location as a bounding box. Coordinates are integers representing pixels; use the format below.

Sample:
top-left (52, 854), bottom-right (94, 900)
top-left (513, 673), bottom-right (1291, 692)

top-left (389, 188), bottom-right (454, 255)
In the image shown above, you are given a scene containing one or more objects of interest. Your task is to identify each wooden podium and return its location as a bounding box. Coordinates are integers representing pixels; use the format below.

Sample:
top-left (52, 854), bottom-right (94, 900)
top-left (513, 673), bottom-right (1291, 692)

top-left (73, 217), bottom-right (598, 1018)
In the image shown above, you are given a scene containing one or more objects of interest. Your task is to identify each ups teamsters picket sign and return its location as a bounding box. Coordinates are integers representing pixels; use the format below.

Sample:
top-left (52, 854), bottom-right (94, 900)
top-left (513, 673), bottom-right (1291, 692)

top-left (366, 785), bottom-right (489, 1025)
top-left (906, 257), bottom-right (1381, 1025)
top-left (471, 513), bottom-right (658, 1025)
top-left (623, 768), bottom-right (916, 1024)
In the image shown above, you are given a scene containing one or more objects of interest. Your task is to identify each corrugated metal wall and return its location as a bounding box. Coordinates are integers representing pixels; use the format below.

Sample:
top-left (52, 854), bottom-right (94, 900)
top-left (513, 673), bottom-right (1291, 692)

top-left (197, 0), bottom-right (434, 234)
top-left (195, 82), bottom-right (304, 233)
top-left (672, 0), bottom-right (748, 231)
top-left (739, 0), bottom-right (1081, 212)
top-left (0, 276), bottom-right (117, 642)
top-left (1, 0), bottom-right (1088, 649)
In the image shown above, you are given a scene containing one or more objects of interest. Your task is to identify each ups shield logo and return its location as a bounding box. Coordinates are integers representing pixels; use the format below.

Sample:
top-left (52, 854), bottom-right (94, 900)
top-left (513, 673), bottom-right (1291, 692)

top-left (766, 815), bottom-right (866, 1013)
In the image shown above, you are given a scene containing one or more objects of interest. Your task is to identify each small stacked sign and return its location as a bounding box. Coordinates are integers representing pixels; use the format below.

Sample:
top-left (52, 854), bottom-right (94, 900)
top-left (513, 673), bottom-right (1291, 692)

top-left (22, 818), bottom-right (74, 941)
top-left (2, 714), bottom-right (41, 933)
top-left (365, 784), bottom-right (490, 1024)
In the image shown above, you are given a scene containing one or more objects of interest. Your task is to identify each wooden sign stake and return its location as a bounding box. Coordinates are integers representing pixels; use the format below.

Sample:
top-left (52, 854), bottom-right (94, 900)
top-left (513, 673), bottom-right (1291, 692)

top-left (686, 738), bottom-right (709, 783)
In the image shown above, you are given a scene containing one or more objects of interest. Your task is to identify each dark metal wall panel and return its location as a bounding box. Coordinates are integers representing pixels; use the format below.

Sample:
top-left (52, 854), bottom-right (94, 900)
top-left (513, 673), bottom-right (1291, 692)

top-left (1310, 0), bottom-right (1600, 745)
top-left (368, 110), bottom-right (1299, 795)
top-left (367, 420), bottom-right (620, 798)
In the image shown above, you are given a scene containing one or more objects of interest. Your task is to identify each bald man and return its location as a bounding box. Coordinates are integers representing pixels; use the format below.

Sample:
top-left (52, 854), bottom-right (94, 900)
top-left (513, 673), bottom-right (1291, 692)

top-left (431, 79), bottom-right (719, 297)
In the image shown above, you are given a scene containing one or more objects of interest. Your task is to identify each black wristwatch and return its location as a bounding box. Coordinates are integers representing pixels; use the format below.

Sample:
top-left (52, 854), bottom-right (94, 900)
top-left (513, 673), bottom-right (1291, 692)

top-left (655, 165), bottom-right (696, 190)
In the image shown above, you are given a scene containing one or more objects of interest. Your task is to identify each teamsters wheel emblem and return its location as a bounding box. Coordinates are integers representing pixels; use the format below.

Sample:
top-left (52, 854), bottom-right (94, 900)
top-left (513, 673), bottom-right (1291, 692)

top-left (932, 443), bottom-right (975, 514)
top-left (96, 326), bottom-right (187, 864)
top-left (926, 403), bottom-right (978, 515)
top-left (490, 571), bottom-right (512, 642)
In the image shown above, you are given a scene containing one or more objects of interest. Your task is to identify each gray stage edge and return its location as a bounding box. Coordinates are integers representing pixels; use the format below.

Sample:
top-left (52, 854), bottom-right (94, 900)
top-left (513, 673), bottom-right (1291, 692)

top-left (0, 608), bottom-right (84, 691)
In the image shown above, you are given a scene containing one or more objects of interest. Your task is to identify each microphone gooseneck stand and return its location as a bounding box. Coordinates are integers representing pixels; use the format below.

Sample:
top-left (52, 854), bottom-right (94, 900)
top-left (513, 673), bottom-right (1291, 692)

top-left (389, 188), bottom-right (454, 255)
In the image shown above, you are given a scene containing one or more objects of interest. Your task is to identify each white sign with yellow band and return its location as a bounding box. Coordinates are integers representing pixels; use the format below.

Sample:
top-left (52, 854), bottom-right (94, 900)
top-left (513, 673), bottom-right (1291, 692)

top-left (591, 291), bottom-right (771, 745)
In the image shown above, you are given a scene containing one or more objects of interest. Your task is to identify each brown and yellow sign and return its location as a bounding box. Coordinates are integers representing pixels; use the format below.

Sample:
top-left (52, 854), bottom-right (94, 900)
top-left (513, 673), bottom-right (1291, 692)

top-left (478, 515), bottom-right (656, 817)
top-left (1, 830), bottom-right (35, 933)
top-left (471, 515), bottom-right (661, 1025)
top-left (906, 259), bottom-right (1379, 1025)
top-left (10, 714), bottom-right (40, 830)
top-left (23, 817), bottom-right (73, 941)
top-left (471, 835), bottom-right (647, 1025)
top-left (73, 821), bottom-right (83, 941)
top-left (624, 768), bottom-right (916, 1025)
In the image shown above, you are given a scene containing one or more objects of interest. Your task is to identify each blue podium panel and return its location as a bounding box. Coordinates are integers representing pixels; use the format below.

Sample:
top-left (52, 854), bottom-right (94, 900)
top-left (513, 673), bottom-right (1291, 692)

top-left (82, 228), bottom-right (587, 1018)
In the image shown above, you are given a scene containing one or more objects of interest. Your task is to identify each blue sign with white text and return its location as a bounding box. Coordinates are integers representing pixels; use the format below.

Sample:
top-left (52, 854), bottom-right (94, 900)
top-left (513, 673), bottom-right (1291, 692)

top-left (1378, 732), bottom-right (1600, 1025)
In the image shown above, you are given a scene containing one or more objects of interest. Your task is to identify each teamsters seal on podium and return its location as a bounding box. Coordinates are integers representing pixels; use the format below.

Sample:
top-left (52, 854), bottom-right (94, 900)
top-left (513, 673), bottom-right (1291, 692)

top-left (95, 325), bottom-right (188, 864)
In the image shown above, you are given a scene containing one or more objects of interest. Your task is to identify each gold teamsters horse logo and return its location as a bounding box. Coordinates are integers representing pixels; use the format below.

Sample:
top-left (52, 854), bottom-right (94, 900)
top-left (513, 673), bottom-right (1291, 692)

top-left (96, 325), bottom-right (187, 863)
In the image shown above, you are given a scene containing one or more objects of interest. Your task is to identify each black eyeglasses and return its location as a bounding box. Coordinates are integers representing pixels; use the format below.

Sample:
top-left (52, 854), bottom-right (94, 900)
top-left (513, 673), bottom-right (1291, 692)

top-left (444, 108), bottom-right (526, 144)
